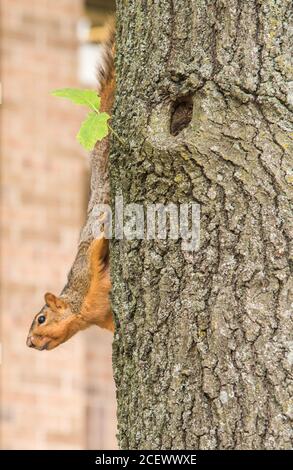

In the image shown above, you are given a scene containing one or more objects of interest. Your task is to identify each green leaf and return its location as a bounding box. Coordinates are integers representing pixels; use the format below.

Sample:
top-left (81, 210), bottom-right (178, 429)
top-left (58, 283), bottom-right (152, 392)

top-left (51, 88), bottom-right (101, 111)
top-left (77, 112), bottom-right (110, 150)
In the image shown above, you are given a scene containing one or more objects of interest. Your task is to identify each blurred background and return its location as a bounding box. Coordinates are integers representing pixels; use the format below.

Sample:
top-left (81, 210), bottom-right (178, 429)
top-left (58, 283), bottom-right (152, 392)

top-left (0, 0), bottom-right (117, 449)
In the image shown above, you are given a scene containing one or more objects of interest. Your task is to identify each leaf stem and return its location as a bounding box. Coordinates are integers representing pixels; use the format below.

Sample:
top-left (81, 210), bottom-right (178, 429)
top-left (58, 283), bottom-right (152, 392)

top-left (91, 103), bottom-right (100, 114)
top-left (108, 124), bottom-right (126, 146)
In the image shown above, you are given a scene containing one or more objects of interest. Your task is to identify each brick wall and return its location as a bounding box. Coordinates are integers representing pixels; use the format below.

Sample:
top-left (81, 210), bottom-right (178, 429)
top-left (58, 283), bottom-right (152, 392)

top-left (0, 0), bottom-right (116, 449)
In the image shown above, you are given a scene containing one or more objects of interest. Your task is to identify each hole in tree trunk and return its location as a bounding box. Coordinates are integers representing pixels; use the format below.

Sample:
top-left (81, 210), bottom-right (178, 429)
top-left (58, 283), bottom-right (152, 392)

top-left (170, 95), bottom-right (193, 136)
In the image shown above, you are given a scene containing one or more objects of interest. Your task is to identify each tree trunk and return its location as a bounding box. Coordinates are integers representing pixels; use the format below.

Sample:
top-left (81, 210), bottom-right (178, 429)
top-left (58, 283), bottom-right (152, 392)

top-left (110, 1), bottom-right (293, 450)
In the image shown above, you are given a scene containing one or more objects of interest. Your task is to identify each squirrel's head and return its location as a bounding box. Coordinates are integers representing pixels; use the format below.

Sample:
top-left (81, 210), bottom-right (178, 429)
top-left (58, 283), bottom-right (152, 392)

top-left (27, 293), bottom-right (73, 351)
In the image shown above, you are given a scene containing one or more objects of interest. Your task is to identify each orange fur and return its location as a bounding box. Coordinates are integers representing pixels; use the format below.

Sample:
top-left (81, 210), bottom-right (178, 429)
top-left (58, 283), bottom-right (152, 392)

top-left (27, 23), bottom-right (115, 351)
top-left (80, 237), bottom-right (114, 332)
top-left (27, 236), bottom-right (113, 350)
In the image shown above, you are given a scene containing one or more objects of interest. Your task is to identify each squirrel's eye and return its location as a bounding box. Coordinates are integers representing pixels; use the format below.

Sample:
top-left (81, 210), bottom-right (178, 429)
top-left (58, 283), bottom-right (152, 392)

top-left (38, 315), bottom-right (46, 324)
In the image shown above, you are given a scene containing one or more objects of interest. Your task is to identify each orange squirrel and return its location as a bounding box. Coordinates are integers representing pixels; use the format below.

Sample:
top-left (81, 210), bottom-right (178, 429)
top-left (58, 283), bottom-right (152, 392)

top-left (27, 26), bottom-right (115, 351)
top-left (27, 237), bottom-right (113, 350)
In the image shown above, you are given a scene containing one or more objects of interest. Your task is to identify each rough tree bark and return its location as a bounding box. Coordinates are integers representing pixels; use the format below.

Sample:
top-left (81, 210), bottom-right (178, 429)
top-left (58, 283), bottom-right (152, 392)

top-left (110, 1), bottom-right (293, 449)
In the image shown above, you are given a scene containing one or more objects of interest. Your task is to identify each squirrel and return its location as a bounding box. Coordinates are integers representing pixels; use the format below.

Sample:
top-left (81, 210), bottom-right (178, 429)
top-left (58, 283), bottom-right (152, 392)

top-left (27, 24), bottom-right (115, 351)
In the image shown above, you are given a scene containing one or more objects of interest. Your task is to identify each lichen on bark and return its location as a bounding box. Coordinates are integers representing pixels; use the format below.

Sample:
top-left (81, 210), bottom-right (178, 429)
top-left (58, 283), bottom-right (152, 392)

top-left (110, 0), bottom-right (293, 449)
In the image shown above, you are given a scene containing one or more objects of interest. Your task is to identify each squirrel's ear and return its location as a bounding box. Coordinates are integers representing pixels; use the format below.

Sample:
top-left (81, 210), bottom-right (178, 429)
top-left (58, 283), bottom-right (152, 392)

top-left (44, 293), bottom-right (67, 311)
top-left (55, 297), bottom-right (68, 310)
top-left (45, 292), bottom-right (57, 308)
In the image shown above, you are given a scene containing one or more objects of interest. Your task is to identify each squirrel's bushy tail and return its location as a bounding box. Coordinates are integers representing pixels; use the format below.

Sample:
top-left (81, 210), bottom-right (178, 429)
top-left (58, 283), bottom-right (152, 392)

top-left (97, 18), bottom-right (115, 94)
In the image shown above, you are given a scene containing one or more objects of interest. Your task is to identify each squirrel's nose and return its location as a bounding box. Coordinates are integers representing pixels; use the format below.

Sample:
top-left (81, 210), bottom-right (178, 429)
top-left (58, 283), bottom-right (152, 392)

top-left (26, 336), bottom-right (35, 348)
